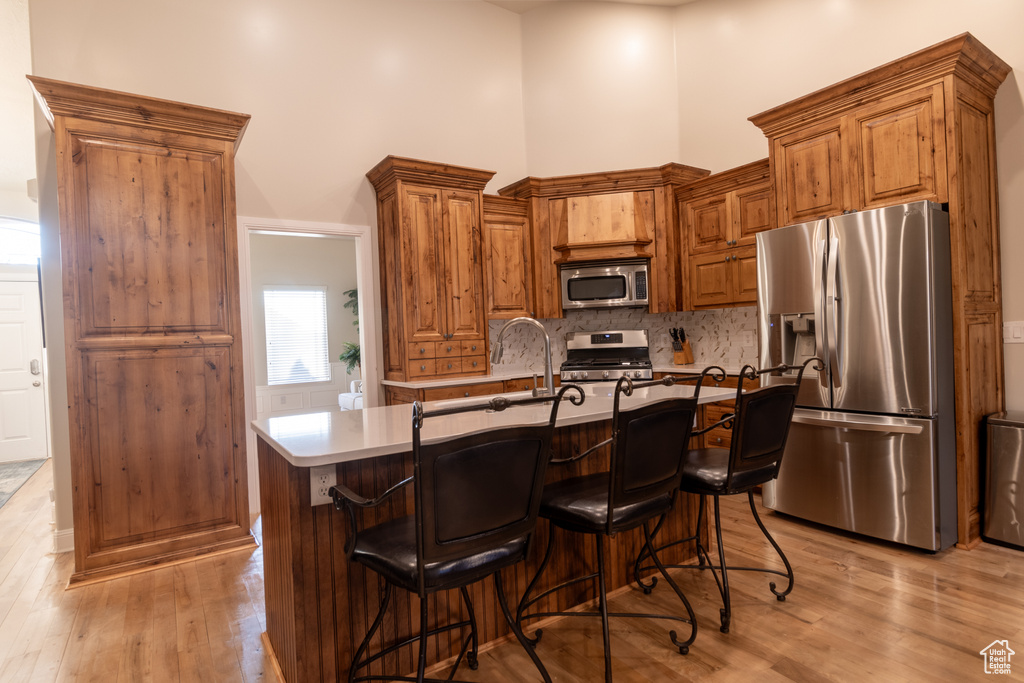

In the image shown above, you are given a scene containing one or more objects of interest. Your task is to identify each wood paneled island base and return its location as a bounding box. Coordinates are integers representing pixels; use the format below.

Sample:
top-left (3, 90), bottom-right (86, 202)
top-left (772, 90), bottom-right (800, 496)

top-left (258, 420), bottom-right (705, 683)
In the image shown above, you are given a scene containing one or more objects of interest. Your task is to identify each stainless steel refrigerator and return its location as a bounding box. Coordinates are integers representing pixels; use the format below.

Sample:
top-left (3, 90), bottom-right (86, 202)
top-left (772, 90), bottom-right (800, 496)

top-left (757, 201), bottom-right (957, 551)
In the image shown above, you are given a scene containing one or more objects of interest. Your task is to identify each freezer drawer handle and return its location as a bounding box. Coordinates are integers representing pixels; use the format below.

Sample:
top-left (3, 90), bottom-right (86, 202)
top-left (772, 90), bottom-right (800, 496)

top-left (792, 413), bottom-right (924, 435)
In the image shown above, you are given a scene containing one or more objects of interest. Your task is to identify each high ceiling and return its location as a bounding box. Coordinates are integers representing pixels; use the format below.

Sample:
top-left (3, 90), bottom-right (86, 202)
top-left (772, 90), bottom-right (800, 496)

top-left (485, 0), bottom-right (698, 14)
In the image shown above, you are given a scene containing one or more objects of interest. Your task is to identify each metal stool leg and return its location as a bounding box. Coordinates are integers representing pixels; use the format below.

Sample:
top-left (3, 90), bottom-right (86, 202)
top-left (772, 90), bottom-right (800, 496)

top-left (495, 570), bottom-right (552, 683)
top-left (748, 490), bottom-right (794, 600)
top-left (460, 586), bottom-right (479, 670)
top-left (713, 495), bottom-right (731, 633)
top-left (349, 580), bottom-right (393, 683)
top-left (596, 535), bottom-right (613, 683)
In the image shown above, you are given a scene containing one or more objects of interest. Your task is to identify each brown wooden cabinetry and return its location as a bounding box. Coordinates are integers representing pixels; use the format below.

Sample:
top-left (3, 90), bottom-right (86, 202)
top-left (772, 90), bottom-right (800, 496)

top-left (482, 195), bottom-right (534, 319)
top-left (499, 164), bottom-right (709, 317)
top-left (769, 84), bottom-right (946, 226)
top-left (678, 159), bottom-right (772, 309)
top-left (368, 157), bottom-right (494, 383)
top-left (750, 33), bottom-right (1009, 547)
top-left (384, 375), bottom-right (548, 405)
top-left (29, 77), bottom-right (255, 583)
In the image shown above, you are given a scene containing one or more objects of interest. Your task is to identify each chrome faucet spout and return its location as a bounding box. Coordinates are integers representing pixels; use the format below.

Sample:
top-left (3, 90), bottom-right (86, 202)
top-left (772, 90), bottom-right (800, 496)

top-left (491, 317), bottom-right (554, 397)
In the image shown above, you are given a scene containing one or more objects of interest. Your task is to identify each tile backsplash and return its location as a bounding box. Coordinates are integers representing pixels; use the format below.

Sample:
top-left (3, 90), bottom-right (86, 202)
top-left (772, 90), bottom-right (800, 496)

top-left (489, 307), bottom-right (758, 373)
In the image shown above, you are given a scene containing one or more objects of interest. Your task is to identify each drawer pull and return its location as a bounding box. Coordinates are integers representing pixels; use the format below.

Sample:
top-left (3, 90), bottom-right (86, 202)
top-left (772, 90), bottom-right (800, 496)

top-left (447, 346), bottom-right (453, 352)
top-left (464, 391), bottom-right (470, 397)
top-left (471, 345), bottom-right (477, 351)
top-left (472, 361), bottom-right (478, 367)
top-left (419, 347), bottom-right (426, 354)
top-left (420, 365), bottom-right (426, 371)
top-left (447, 363), bottom-right (453, 370)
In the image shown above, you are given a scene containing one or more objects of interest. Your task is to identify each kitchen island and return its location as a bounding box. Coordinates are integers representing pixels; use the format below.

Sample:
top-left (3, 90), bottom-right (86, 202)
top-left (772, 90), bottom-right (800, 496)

top-left (253, 382), bottom-right (733, 683)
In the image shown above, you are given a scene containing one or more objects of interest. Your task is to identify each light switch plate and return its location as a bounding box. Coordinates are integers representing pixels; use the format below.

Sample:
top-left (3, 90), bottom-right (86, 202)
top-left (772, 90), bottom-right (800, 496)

top-left (1004, 321), bottom-right (1024, 344)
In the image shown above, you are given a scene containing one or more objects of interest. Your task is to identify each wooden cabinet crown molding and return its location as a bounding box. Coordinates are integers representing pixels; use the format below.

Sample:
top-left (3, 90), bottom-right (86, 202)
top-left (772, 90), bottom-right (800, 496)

top-left (28, 76), bottom-right (250, 146)
top-left (366, 155), bottom-right (494, 192)
top-left (675, 158), bottom-right (771, 202)
top-left (748, 33), bottom-right (1010, 138)
top-left (497, 162), bottom-right (709, 198)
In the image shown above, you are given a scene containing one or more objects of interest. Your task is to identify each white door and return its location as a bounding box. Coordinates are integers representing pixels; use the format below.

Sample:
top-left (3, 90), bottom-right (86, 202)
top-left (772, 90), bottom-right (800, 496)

top-left (0, 279), bottom-right (48, 462)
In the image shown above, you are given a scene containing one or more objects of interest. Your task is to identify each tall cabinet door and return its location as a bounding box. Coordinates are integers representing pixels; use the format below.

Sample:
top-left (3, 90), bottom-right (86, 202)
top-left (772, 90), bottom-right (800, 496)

top-left (400, 184), bottom-right (447, 343)
top-left (442, 189), bottom-right (486, 340)
top-left (30, 76), bottom-right (254, 584)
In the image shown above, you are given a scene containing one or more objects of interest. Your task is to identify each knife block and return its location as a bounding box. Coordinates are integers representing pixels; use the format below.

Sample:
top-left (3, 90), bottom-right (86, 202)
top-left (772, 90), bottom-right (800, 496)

top-left (673, 340), bottom-right (694, 365)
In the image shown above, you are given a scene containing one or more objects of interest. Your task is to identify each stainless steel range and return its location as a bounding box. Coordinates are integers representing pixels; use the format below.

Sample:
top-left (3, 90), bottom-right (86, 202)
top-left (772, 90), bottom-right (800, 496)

top-left (559, 330), bottom-right (653, 383)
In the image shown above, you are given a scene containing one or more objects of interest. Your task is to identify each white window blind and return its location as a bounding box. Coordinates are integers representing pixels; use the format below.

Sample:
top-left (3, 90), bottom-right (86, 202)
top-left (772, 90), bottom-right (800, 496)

top-left (264, 287), bottom-right (331, 385)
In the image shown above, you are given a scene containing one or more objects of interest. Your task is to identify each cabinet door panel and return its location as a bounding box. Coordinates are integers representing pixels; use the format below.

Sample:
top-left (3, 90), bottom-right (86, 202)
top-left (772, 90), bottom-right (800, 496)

top-left (734, 246), bottom-right (758, 304)
top-left (853, 85), bottom-right (946, 209)
top-left (690, 253), bottom-right (732, 308)
top-left (733, 183), bottom-right (774, 246)
top-left (442, 190), bottom-right (486, 340)
top-left (484, 215), bottom-right (532, 318)
top-left (401, 185), bottom-right (446, 342)
top-left (84, 347), bottom-right (236, 551)
top-left (684, 195), bottom-right (729, 255)
top-left (70, 134), bottom-right (228, 336)
top-left (777, 122), bottom-right (847, 225)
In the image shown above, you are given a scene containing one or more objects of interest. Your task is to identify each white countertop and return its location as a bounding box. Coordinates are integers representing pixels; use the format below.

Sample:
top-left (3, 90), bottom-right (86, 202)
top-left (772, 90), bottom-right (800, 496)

top-left (252, 383), bottom-right (735, 468)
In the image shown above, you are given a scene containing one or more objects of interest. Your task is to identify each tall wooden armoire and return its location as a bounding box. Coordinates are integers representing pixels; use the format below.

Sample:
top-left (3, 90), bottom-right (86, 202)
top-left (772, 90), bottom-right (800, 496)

top-left (29, 77), bottom-right (256, 584)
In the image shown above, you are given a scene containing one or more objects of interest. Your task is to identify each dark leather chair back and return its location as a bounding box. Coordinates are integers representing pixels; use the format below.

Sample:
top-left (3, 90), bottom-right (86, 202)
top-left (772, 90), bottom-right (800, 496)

top-left (411, 385), bottom-right (583, 595)
top-left (723, 382), bottom-right (799, 493)
top-left (605, 374), bottom-right (707, 533)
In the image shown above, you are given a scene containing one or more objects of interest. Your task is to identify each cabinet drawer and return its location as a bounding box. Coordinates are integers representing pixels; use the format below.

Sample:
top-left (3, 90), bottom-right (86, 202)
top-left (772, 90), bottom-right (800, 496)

top-left (422, 381), bottom-right (505, 401)
top-left (408, 359), bottom-right (437, 378)
top-left (408, 342), bottom-right (435, 359)
top-left (435, 341), bottom-right (461, 358)
top-left (462, 355), bottom-right (487, 373)
top-left (503, 377), bottom-right (544, 393)
top-left (436, 358), bottom-right (463, 374)
top-left (461, 339), bottom-right (485, 356)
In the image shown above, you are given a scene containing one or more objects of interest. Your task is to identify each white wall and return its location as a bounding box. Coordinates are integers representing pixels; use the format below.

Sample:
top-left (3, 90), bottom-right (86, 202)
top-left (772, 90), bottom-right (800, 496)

top-left (520, 2), bottom-right (680, 177)
top-left (671, 0), bottom-right (1024, 412)
top-left (0, 0), bottom-right (36, 222)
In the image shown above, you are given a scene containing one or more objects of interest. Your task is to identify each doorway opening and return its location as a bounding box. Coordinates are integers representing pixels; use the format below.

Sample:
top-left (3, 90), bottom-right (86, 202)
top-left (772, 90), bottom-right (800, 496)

top-left (238, 216), bottom-right (376, 514)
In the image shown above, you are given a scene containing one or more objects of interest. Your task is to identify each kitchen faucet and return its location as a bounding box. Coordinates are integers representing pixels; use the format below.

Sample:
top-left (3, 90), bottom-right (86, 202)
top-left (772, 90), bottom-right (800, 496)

top-left (490, 317), bottom-right (553, 397)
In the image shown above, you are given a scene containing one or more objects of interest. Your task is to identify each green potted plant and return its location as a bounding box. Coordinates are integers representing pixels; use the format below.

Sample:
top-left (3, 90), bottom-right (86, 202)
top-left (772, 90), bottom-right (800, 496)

top-left (339, 288), bottom-right (361, 376)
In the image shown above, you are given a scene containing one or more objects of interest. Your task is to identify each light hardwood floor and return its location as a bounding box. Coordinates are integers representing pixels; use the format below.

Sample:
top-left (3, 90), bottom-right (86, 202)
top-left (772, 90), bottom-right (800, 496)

top-left (2, 463), bottom-right (1022, 681)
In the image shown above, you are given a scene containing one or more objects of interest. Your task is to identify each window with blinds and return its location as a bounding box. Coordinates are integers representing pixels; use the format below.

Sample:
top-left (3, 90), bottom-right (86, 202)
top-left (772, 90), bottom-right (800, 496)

top-left (264, 286), bottom-right (331, 385)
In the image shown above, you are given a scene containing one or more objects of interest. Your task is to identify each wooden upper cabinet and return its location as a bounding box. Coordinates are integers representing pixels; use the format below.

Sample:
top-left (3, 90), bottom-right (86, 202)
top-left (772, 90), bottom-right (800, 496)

top-left (677, 159), bottom-right (772, 309)
top-left (850, 84), bottom-right (947, 210)
top-left (482, 195), bottom-right (533, 319)
top-left (399, 184), bottom-right (447, 342)
top-left (368, 156), bottom-right (494, 382)
top-left (749, 33), bottom-right (1011, 547)
top-left (441, 189), bottom-right (486, 340)
top-left (774, 120), bottom-right (848, 226)
top-left (28, 76), bottom-right (254, 584)
top-left (498, 163), bottom-right (709, 317)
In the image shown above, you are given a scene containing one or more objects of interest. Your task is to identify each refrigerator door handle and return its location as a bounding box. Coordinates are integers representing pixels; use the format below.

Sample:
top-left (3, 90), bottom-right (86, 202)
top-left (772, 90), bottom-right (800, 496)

top-left (825, 234), bottom-right (841, 389)
top-left (792, 412), bottom-right (924, 435)
top-left (813, 233), bottom-right (829, 391)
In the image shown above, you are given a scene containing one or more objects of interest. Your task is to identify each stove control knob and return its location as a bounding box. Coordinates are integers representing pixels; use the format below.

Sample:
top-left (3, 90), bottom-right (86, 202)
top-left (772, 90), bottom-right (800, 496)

top-left (602, 370), bottom-right (610, 379)
top-left (581, 372), bottom-right (589, 380)
top-left (568, 371), bottom-right (576, 380)
top-left (634, 370), bottom-right (643, 378)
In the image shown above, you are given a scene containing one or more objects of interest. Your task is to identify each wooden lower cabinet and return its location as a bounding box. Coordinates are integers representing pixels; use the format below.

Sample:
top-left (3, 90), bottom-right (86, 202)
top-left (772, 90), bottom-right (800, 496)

top-left (385, 376), bottom-right (553, 405)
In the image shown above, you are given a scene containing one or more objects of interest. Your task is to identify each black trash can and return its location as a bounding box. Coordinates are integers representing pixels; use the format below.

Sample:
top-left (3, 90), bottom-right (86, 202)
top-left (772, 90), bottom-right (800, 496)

top-left (983, 411), bottom-right (1024, 550)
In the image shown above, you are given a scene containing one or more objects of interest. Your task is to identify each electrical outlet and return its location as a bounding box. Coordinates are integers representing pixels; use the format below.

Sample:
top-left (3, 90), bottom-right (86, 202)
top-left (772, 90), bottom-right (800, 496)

top-left (310, 464), bottom-right (337, 506)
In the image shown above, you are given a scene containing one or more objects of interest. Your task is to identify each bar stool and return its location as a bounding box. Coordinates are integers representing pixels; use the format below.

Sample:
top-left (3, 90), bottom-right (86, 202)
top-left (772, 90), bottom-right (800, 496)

top-left (515, 371), bottom-right (716, 682)
top-left (634, 358), bottom-right (821, 634)
top-left (330, 384), bottom-right (584, 683)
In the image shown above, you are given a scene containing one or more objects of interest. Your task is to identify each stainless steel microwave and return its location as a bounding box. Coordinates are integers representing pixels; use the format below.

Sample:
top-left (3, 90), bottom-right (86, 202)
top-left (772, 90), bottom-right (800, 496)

top-left (559, 260), bottom-right (649, 310)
